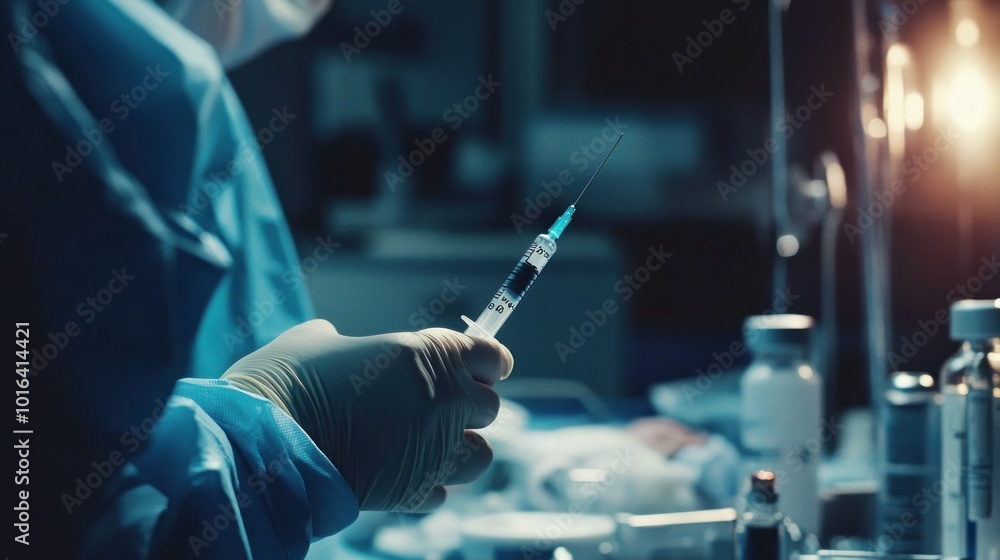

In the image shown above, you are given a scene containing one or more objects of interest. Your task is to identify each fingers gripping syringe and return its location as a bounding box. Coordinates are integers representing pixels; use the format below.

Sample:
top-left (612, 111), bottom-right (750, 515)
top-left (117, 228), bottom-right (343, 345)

top-left (462, 133), bottom-right (623, 338)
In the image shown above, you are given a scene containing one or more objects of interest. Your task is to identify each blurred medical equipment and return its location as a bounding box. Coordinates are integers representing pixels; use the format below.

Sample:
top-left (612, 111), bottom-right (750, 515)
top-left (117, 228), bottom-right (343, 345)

top-left (736, 471), bottom-right (784, 560)
top-left (370, 512), bottom-right (463, 559)
top-left (850, 0), bottom-right (892, 431)
top-left (740, 314), bottom-right (823, 537)
top-left (940, 300), bottom-right (1000, 559)
top-left (503, 425), bottom-right (704, 515)
top-left (768, 0), bottom-right (791, 296)
top-left (616, 509), bottom-right (738, 560)
top-left (324, 507), bottom-right (754, 560)
top-left (306, 388), bottom-right (747, 560)
top-left (462, 133), bottom-right (623, 338)
top-left (767, 0), bottom-right (848, 347)
top-left (650, 372), bottom-right (743, 447)
top-left (963, 323), bottom-right (995, 522)
top-left (769, 0), bottom-right (848, 433)
top-left (477, 386), bottom-right (738, 513)
top-left (801, 553), bottom-right (955, 559)
top-left (790, 153), bottom-right (849, 417)
top-left (461, 512), bottom-right (617, 560)
top-left (847, 0), bottom-right (1000, 555)
top-left (877, 372), bottom-right (940, 554)
top-left (939, 334), bottom-right (975, 558)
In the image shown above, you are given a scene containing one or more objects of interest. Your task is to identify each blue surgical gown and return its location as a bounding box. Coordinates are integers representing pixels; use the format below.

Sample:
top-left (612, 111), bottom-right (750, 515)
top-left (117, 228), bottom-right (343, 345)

top-left (2, 0), bottom-right (358, 557)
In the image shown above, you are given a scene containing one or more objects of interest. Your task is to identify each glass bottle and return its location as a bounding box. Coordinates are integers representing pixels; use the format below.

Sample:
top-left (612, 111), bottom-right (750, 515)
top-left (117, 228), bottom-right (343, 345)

top-left (740, 314), bottom-right (822, 537)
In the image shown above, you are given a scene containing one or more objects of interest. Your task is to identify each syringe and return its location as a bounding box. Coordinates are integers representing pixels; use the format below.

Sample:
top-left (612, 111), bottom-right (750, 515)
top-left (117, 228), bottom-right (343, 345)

top-left (462, 132), bottom-right (623, 338)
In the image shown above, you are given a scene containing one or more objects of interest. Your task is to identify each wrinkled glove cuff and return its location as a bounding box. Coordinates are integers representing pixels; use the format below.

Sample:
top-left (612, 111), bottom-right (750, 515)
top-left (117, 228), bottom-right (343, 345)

top-left (222, 364), bottom-right (339, 480)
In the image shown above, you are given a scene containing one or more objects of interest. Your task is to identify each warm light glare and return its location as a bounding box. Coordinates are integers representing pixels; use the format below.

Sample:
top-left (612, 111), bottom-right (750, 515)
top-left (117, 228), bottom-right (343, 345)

top-left (919, 374), bottom-right (934, 388)
top-left (904, 92), bottom-right (924, 130)
top-left (885, 44), bottom-right (909, 159)
top-left (957, 19), bottom-right (980, 47)
top-left (887, 44), bottom-right (910, 66)
top-left (896, 374), bottom-right (919, 390)
top-left (867, 118), bottom-right (888, 138)
top-left (932, 77), bottom-right (947, 129)
top-left (777, 234), bottom-right (799, 257)
top-left (948, 66), bottom-right (992, 131)
top-left (825, 159), bottom-right (847, 209)
top-left (862, 101), bottom-right (878, 124)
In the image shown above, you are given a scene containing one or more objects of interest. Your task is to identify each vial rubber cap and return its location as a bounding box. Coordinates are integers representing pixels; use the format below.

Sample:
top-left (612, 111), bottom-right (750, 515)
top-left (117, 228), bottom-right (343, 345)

top-left (743, 314), bottom-right (814, 352)
top-left (749, 470), bottom-right (778, 504)
top-left (950, 299), bottom-right (1000, 341)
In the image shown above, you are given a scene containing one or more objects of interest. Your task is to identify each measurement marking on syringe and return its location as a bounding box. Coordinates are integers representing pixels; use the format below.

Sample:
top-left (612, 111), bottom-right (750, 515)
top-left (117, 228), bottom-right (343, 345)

top-left (462, 133), bottom-right (623, 338)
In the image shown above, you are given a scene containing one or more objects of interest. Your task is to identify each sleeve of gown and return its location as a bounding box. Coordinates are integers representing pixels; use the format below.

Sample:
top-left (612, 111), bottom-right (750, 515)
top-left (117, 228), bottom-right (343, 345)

top-left (80, 380), bottom-right (359, 560)
top-left (175, 379), bottom-right (360, 558)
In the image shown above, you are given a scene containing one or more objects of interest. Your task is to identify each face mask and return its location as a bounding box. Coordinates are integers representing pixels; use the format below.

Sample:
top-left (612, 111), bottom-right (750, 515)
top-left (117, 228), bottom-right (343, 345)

top-left (159, 0), bottom-right (330, 68)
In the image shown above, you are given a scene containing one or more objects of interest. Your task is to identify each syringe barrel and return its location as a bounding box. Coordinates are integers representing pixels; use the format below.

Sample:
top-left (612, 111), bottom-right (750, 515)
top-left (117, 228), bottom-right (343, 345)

top-left (466, 234), bottom-right (557, 337)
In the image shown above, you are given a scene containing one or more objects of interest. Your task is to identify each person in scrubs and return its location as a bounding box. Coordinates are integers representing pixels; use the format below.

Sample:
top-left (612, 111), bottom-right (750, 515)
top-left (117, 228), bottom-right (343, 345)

top-left (0, 0), bottom-right (512, 557)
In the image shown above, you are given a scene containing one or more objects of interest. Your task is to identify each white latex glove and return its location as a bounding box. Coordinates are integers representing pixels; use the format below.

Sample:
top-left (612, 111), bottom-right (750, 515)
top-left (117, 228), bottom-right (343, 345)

top-left (222, 320), bottom-right (514, 511)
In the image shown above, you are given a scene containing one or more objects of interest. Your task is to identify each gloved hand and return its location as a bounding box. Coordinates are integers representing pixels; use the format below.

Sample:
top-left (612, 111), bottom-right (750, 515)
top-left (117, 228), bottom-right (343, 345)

top-left (221, 319), bottom-right (513, 512)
